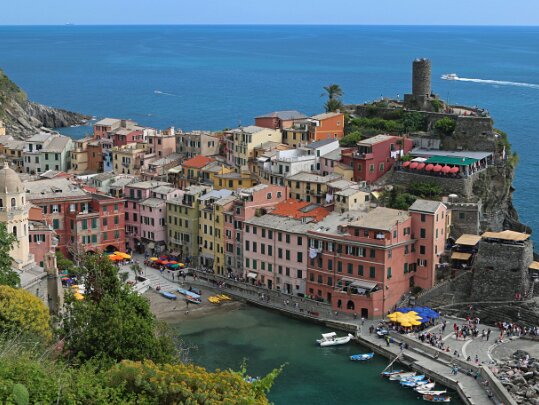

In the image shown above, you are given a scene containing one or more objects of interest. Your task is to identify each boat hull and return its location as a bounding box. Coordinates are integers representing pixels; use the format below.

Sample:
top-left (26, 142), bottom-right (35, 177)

top-left (317, 333), bottom-right (354, 347)
top-left (160, 291), bottom-right (177, 300)
top-left (350, 353), bottom-right (374, 361)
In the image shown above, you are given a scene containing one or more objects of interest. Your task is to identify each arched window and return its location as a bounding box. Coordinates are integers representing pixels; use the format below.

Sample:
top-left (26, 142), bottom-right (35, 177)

top-left (0, 199), bottom-right (3, 208)
top-left (12, 226), bottom-right (17, 237)
top-left (347, 300), bottom-right (355, 310)
top-left (11, 198), bottom-right (16, 207)
top-left (337, 299), bottom-right (342, 309)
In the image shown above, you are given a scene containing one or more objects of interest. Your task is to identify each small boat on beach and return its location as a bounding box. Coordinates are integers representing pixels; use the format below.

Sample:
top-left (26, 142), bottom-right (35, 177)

top-left (414, 383), bottom-right (435, 392)
top-left (389, 371), bottom-right (416, 381)
top-left (316, 332), bottom-right (354, 347)
top-left (350, 353), bottom-right (374, 361)
top-left (422, 393), bottom-right (451, 403)
top-left (160, 291), bottom-right (177, 300)
top-left (177, 288), bottom-right (202, 304)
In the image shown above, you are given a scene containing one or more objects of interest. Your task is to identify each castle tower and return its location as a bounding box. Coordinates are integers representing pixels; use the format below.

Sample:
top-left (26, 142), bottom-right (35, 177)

top-left (0, 162), bottom-right (32, 270)
top-left (412, 58), bottom-right (432, 98)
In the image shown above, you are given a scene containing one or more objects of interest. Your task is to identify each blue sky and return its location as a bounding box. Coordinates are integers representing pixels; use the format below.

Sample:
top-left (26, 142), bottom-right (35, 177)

top-left (1, 0), bottom-right (538, 25)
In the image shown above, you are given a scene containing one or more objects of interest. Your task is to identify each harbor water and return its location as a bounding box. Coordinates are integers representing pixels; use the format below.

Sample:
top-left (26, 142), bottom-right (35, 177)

top-left (177, 306), bottom-right (463, 404)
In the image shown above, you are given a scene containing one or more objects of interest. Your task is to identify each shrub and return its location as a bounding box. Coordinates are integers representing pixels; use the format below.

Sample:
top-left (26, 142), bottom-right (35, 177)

top-left (433, 117), bottom-right (456, 135)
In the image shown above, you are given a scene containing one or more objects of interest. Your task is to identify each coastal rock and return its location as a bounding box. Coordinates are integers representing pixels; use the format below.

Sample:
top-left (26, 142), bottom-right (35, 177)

top-left (526, 388), bottom-right (538, 399)
top-left (0, 68), bottom-right (89, 138)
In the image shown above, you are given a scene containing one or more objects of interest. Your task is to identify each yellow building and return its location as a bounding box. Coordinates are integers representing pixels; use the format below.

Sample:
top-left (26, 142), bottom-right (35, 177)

top-left (286, 172), bottom-right (342, 205)
top-left (225, 126), bottom-right (282, 169)
top-left (70, 137), bottom-right (91, 174)
top-left (112, 143), bottom-right (147, 175)
top-left (197, 189), bottom-right (234, 269)
top-left (214, 170), bottom-right (257, 191)
top-left (334, 162), bottom-right (354, 181)
top-left (0, 120), bottom-right (5, 136)
top-left (202, 161), bottom-right (234, 186)
top-left (179, 155), bottom-right (215, 188)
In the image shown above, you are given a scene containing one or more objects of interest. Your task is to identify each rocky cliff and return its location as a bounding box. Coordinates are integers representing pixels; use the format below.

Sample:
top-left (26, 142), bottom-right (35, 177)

top-left (0, 69), bottom-right (89, 138)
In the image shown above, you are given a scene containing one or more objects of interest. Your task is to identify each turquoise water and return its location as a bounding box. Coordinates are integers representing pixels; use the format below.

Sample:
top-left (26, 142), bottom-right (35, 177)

top-left (0, 25), bottom-right (537, 243)
top-left (178, 306), bottom-right (462, 404)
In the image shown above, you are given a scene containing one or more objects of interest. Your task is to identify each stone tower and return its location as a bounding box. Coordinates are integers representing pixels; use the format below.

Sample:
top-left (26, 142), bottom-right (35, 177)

top-left (412, 58), bottom-right (432, 97)
top-left (0, 162), bottom-right (32, 270)
top-left (45, 252), bottom-right (64, 315)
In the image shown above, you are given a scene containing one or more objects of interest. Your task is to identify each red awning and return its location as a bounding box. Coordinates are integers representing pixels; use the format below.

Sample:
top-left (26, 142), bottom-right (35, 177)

top-left (417, 163), bottom-right (426, 170)
top-left (450, 166), bottom-right (459, 173)
top-left (402, 161), bottom-right (411, 167)
top-left (409, 162), bottom-right (419, 169)
top-left (441, 165), bottom-right (451, 174)
top-left (433, 164), bottom-right (443, 172)
top-left (425, 164), bottom-right (434, 171)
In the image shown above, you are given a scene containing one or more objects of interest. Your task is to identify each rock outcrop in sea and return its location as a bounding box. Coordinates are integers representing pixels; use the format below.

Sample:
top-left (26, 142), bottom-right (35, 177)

top-left (497, 349), bottom-right (539, 404)
top-left (0, 69), bottom-right (89, 137)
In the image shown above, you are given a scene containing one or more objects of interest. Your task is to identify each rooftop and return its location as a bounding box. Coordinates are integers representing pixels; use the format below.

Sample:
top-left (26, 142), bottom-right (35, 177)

top-left (455, 234), bottom-right (482, 246)
top-left (151, 185), bottom-right (178, 195)
top-left (425, 156), bottom-right (478, 166)
top-left (271, 199), bottom-right (330, 222)
top-left (239, 183), bottom-right (270, 195)
top-left (335, 188), bottom-right (365, 197)
top-left (95, 118), bottom-right (121, 126)
top-left (327, 179), bottom-right (357, 190)
top-left (42, 135), bottom-right (71, 153)
top-left (321, 147), bottom-right (345, 161)
top-left (481, 230), bottom-right (531, 242)
top-left (90, 172), bottom-right (116, 182)
top-left (126, 181), bottom-right (170, 190)
top-left (25, 178), bottom-right (88, 200)
top-left (408, 199), bottom-right (445, 214)
top-left (351, 207), bottom-right (410, 231)
top-left (311, 112), bottom-right (342, 120)
top-left (306, 138), bottom-right (339, 149)
top-left (182, 155), bottom-right (214, 169)
top-left (199, 188), bottom-right (234, 202)
top-left (245, 214), bottom-right (319, 234)
top-left (358, 134), bottom-right (395, 146)
top-left (256, 110), bottom-right (306, 120)
top-left (140, 197), bottom-right (166, 208)
top-left (287, 172), bottom-right (342, 183)
top-left (27, 132), bottom-right (53, 143)
top-left (411, 149), bottom-right (493, 161)
top-left (228, 125), bottom-right (269, 135)
top-left (214, 195), bottom-right (238, 206)
top-left (109, 177), bottom-right (137, 189)
top-left (39, 170), bottom-right (66, 179)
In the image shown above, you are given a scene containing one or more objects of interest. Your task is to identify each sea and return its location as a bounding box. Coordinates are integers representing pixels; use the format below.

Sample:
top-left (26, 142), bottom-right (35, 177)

top-left (0, 25), bottom-right (536, 403)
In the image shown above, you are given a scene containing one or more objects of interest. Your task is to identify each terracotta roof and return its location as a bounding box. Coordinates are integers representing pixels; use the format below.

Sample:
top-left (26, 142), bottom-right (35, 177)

top-left (271, 199), bottom-right (330, 223)
top-left (481, 230), bottom-right (530, 242)
top-left (455, 234), bottom-right (481, 246)
top-left (182, 155), bottom-right (214, 169)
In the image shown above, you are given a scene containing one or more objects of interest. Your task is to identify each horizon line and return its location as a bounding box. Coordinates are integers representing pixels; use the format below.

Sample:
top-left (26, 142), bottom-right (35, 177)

top-left (1, 23), bottom-right (539, 27)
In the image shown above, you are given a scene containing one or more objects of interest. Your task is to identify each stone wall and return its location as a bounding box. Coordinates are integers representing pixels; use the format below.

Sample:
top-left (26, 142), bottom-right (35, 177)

top-left (415, 271), bottom-right (473, 307)
top-left (471, 239), bottom-right (533, 301)
top-left (446, 201), bottom-right (482, 237)
top-left (391, 169), bottom-right (477, 198)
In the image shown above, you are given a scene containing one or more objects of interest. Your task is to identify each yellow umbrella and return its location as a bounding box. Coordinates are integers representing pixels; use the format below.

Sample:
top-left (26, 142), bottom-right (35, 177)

top-left (400, 321), bottom-right (413, 327)
top-left (149, 257), bottom-right (158, 261)
top-left (74, 292), bottom-right (84, 301)
top-left (411, 320), bottom-right (422, 326)
top-left (122, 254), bottom-right (131, 259)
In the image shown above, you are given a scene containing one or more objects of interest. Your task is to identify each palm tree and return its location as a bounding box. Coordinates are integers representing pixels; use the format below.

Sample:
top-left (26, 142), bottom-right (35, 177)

top-left (322, 84), bottom-right (343, 100)
top-left (325, 98), bottom-right (344, 113)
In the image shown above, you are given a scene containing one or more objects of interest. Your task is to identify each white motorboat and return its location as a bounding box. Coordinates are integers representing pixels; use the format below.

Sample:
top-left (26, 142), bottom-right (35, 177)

top-left (415, 383), bottom-right (436, 392)
top-left (418, 390), bottom-right (448, 396)
top-left (441, 73), bottom-right (459, 80)
top-left (316, 332), bottom-right (354, 347)
top-left (389, 371), bottom-right (416, 381)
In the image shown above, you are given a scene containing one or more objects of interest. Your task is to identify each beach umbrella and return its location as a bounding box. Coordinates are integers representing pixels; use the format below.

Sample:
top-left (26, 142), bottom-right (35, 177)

top-left (425, 164), bottom-right (434, 171)
top-left (159, 256), bottom-right (168, 260)
top-left (409, 162), bottom-right (419, 169)
top-left (417, 163), bottom-right (426, 170)
top-left (400, 321), bottom-right (413, 327)
top-left (450, 166), bottom-right (459, 174)
top-left (179, 263), bottom-right (185, 267)
top-left (61, 277), bottom-right (70, 281)
top-left (402, 161), bottom-right (411, 167)
top-left (74, 292), bottom-right (84, 301)
top-left (168, 261), bottom-right (178, 265)
top-left (433, 164), bottom-right (443, 172)
top-left (411, 320), bottom-right (422, 326)
top-left (169, 264), bottom-right (180, 269)
top-left (150, 257), bottom-right (158, 261)
top-left (441, 165), bottom-right (451, 174)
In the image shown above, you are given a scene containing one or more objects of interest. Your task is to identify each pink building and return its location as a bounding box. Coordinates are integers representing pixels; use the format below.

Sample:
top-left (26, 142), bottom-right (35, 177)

top-left (124, 181), bottom-right (182, 254)
top-left (341, 135), bottom-right (413, 184)
top-left (147, 130), bottom-right (176, 158)
top-left (306, 200), bottom-right (449, 318)
top-left (28, 206), bottom-right (56, 268)
top-left (223, 184), bottom-right (287, 276)
top-left (243, 200), bottom-right (330, 294)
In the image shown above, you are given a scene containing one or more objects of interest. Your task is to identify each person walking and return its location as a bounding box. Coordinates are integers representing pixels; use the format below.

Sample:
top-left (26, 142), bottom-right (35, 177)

top-left (385, 335), bottom-right (391, 347)
top-left (487, 329), bottom-right (491, 341)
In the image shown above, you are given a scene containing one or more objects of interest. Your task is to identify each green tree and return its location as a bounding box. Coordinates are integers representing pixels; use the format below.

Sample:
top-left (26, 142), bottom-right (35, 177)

top-left (433, 117), bottom-right (456, 135)
top-left (62, 255), bottom-right (177, 364)
top-left (325, 98), bottom-right (344, 113)
top-left (55, 251), bottom-right (78, 277)
top-left (0, 285), bottom-right (52, 342)
top-left (407, 182), bottom-right (443, 199)
top-left (402, 112), bottom-right (427, 133)
top-left (340, 131), bottom-right (362, 147)
top-left (0, 223), bottom-right (18, 287)
top-left (321, 84), bottom-right (343, 100)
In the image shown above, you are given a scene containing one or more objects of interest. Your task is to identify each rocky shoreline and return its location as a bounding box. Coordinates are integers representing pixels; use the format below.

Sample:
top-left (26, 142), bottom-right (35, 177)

top-left (496, 347), bottom-right (539, 404)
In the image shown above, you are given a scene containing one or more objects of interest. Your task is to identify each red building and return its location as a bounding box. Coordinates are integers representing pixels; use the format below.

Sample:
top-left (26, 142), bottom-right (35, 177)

top-left (28, 206), bottom-right (56, 268)
top-left (306, 201), bottom-right (449, 319)
top-left (341, 134), bottom-right (413, 184)
top-left (255, 111), bottom-right (306, 130)
top-left (25, 178), bottom-right (126, 257)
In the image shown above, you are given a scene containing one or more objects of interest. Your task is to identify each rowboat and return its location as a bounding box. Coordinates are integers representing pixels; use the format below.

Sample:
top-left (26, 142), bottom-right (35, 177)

top-left (218, 294), bottom-right (232, 301)
top-left (401, 379), bottom-right (429, 388)
top-left (414, 383), bottom-right (436, 392)
top-left (177, 288), bottom-right (202, 304)
top-left (350, 353), bottom-right (374, 361)
top-left (208, 296), bottom-right (222, 304)
top-left (316, 332), bottom-right (354, 347)
top-left (389, 372), bottom-right (416, 381)
top-left (381, 370), bottom-right (405, 378)
top-left (160, 291), bottom-right (177, 300)
top-left (422, 393), bottom-right (451, 403)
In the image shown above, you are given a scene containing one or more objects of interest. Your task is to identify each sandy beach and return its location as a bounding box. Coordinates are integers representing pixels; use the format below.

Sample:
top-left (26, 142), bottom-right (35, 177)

top-left (145, 288), bottom-right (244, 323)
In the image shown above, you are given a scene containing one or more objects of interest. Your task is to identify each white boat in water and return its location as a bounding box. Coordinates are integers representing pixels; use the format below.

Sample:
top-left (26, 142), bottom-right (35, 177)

top-left (415, 383), bottom-right (436, 392)
top-left (441, 73), bottom-right (459, 80)
top-left (316, 332), bottom-right (354, 347)
top-left (389, 371), bottom-right (416, 381)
